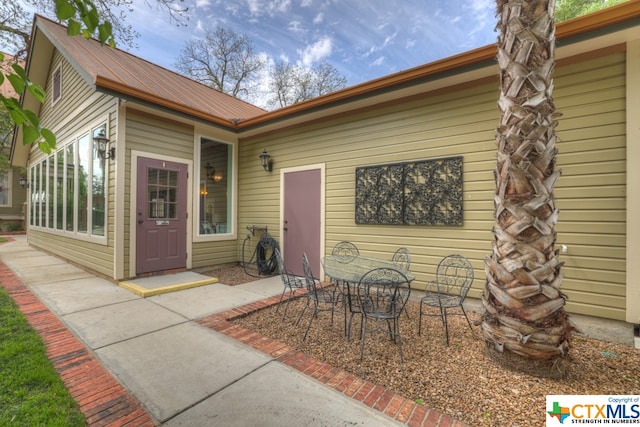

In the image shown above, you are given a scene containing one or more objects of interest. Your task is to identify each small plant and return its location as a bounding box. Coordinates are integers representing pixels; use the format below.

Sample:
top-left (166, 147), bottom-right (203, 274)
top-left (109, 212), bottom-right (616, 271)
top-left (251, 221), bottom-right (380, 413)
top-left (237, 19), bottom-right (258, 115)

top-left (0, 222), bottom-right (24, 232)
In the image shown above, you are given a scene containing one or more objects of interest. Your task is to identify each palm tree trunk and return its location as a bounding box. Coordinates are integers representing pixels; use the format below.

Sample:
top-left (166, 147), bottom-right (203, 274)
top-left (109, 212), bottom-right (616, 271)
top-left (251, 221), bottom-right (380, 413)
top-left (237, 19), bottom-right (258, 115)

top-left (482, 0), bottom-right (574, 378)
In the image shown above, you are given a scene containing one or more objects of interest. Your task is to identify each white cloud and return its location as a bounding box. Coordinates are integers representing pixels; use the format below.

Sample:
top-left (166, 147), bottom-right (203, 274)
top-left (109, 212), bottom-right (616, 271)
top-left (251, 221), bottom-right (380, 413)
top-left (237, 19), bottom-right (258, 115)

top-left (195, 0), bottom-right (210, 8)
top-left (370, 56), bottom-right (385, 67)
top-left (298, 36), bottom-right (332, 66)
top-left (313, 12), bottom-right (324, 24)
top-left (288, 20), bottom-right (306, 33)
top-left (301, 0), bottom-right (313, 7)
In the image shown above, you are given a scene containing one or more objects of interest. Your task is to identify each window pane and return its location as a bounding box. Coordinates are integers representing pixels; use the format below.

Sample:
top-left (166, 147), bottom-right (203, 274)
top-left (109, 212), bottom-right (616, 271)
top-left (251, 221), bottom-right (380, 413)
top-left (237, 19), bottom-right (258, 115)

top-left (0, 173), bottom-right (8, 205)
top-left (199, 138), bottom-right (232, 235)
top-left (46, 157), bottom-right (54, 228)
top-left (92, 129), bottom-right (106, 236)
top-left (56, 149), bottom-right (64, 230)
top-left (66, 143), bottom-right (75, 231)
top-left (32, 165), bottom-right (39, 226)
top-left (77, 134), bottom-right (90, 233)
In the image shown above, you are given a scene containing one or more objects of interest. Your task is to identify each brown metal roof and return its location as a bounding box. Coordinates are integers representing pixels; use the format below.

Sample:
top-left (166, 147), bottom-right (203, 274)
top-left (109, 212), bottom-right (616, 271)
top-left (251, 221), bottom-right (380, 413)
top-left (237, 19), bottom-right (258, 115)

top-left (34, 15), bottom-right (266, 128)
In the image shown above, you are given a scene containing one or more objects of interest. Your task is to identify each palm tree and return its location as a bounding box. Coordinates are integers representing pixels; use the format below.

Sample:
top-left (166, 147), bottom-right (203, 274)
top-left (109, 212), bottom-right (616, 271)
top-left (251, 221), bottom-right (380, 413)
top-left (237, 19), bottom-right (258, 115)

top-left (481, 0), bottom-right (574, 378)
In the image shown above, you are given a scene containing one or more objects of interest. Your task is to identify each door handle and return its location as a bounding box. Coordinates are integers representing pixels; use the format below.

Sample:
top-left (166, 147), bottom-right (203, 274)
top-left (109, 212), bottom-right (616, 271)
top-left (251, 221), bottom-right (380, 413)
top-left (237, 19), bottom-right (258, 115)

top-left (283, 219), bottom-right (288, 231)
top-left (137, 212), bottom-right (143, 224)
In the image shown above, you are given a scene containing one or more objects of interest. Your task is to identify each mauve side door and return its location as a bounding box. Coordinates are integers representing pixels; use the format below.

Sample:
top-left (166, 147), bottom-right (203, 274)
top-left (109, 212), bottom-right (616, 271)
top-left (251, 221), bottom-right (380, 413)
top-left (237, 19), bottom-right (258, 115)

top-left (136, 157), bottom-right (188, 274)
top-left (283, 168), bottom-right (321, 276)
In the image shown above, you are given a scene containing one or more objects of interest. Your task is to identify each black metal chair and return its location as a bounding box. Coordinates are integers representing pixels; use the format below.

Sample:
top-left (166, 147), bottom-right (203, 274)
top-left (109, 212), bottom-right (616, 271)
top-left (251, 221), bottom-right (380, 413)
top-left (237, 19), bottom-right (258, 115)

top-left (418, 254), bottom-right (474, 345)
top-left (356, 267), bottom-right (411, 363)
top-left (391, 247), bottom-right (411, 318)
top-left (297, 253), bottom-right (338, 341)
top-left (391, 247), bottom-right (411, 270)
top-left (331, 241), bottom-right (360, 335)
top-left (331, 241), bottom-right (359, 262)
top-left (274, 248), bottom-right (304, 320)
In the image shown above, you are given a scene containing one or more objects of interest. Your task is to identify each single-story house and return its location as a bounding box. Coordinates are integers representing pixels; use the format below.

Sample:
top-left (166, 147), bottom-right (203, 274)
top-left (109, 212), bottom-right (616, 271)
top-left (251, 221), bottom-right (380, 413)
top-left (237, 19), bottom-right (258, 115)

top-left (10, 2), bottom-right (640, 330)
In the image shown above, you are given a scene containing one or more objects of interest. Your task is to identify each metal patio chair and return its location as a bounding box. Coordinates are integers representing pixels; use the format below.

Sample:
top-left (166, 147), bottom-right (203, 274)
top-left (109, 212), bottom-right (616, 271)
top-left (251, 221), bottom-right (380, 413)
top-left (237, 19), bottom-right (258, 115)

top-left (297, 253), bottom-right (338, 341)
top-left (331, 241), bottom-right (360, 335)
top-left (274, 248), bottom-right (304, 321)
top-left (391, 247), bottom-right (411, 271)
top-left (418, 254), bottom-right (474, 345)
top-left (356, 267), bottom-right (411, 363)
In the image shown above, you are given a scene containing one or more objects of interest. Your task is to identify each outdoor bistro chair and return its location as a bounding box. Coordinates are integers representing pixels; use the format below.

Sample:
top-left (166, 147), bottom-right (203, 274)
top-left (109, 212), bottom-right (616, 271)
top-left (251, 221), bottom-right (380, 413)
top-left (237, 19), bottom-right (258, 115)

top-left (274, 248), bottom-right (305, 321)
top-left (331, 241), bottom-right (360, 335)
top-left (391, 247), bottom-right (411, 318)
top-left (356, 267), bottom-right (411, 363)
top-left (418, 254), bottom-right (474, 346)
top-left (297, 253), bottom-right (338, 341)
top-left (391, 247), bottom-right (411, 271)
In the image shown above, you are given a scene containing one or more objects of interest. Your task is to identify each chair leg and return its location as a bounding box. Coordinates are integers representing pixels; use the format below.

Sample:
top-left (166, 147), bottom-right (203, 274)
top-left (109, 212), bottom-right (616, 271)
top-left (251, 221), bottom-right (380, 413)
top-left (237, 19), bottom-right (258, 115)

top-left (302, 303), bottom-right (318, 341)
top-left (281, 288), bottom-right (294, 321)
top-left (274, 287), bottom-right (287, 313)
top-left (418, 303), bottom-right (423, 336)
top-left (461, 305), bottom-right (473, 331)
top-left (359, 316), bottom-right (367, 361)
top-left (296, 298), bottom-right (311, 326)
top-left (443, 308), bottom-right (450, 346)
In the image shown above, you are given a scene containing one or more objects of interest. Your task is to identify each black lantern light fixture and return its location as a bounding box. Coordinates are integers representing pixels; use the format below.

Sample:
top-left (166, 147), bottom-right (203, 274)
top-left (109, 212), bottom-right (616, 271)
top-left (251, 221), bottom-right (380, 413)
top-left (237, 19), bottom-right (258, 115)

top-left (204, 162), bottom-right (223, 183)
top-left (259, 149), bottom-right (272, 172)
top-left (94, 125), bottom-right (115, 160)
top-left (19, 175), bottom-right (28, 188)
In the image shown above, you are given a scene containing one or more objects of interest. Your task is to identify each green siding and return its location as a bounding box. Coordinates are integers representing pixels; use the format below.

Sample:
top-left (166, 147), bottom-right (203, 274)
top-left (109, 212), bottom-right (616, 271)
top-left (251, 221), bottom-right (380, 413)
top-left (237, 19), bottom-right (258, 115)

top-left (238, 51), bottom-right (627, 321)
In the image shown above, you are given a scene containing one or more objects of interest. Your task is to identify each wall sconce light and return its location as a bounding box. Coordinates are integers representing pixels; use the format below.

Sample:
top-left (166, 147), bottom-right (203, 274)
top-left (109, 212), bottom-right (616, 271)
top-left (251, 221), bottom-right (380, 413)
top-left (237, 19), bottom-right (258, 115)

top-left (204, 162), bottom-right (223, 183)
top-left (94, 125), bottom-right (115, 160)
top-left (259, 149), bottom-right (272, 172)
top-left (19, 176), bottom-right (28, 188)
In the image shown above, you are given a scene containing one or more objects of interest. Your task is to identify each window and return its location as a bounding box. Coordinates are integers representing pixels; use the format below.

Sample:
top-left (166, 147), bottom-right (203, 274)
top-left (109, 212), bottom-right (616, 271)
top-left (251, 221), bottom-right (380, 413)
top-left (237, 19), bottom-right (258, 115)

top-left (52, 66), bottom-right (62, 104)
top-left (198, 138), bottom-right (233, 236)
top-left (0, 171), bottom-right (10, 206)
top-left (28, 123), bottom-right (108, 240)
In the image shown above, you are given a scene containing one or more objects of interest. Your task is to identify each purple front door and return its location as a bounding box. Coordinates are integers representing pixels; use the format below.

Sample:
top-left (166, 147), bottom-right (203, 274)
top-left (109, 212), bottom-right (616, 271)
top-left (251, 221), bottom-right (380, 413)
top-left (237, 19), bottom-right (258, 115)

top-left (136, 157), bottom-right (188, 274)
top-left (283, 168), bottom-right (321, 276)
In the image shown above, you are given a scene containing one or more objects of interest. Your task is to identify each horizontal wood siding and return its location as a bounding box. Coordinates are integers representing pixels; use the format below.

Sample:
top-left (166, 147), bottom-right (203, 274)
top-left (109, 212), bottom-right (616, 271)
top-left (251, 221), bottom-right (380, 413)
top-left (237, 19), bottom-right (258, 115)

top-left (124, 111), bottom-right (239, 274)
top-left (26, 53), bottom-right (117, 278)
top-left (238, 50), bottom-right (627, 321)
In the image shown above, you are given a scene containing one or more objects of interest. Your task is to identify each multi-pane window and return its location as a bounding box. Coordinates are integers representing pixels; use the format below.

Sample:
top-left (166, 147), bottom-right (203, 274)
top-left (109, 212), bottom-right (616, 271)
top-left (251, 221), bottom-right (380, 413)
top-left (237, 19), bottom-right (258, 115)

top-left (198, 138), bottom-right (233, 236)
top-left (28, 124), bottom-right (108, 239)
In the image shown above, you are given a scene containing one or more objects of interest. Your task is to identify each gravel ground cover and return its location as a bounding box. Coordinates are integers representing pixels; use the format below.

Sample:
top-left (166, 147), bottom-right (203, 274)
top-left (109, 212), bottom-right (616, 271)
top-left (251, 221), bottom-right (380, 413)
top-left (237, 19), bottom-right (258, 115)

top-left (212, 266), bottom-right (640, 426)
top-left (203, 264), bottom-right (639, 426)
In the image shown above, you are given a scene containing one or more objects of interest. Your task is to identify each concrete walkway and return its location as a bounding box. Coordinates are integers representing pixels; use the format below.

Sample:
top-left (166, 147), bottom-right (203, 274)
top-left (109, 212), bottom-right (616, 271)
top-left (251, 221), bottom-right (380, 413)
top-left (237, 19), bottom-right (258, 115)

top-left (0, 236), bottom-right (459, 426)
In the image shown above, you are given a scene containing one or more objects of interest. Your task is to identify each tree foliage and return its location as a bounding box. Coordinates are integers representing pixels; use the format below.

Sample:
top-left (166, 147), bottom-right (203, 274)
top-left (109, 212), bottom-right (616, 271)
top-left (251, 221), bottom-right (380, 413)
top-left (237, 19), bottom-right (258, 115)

top-left (175, 27), bottom-right (265, 99)
top-left (1, 0), bottom-right (187, 153)
top-left (555, 0), bottom-right (630, 21)
top-left (269, 61), bottom-right (347, 109)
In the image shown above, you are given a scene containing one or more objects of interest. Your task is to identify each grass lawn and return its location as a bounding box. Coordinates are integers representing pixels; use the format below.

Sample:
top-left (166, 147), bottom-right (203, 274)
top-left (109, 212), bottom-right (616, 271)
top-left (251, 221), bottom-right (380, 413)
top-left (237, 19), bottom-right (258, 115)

top-left (0, 286), bottom-right (85, 426)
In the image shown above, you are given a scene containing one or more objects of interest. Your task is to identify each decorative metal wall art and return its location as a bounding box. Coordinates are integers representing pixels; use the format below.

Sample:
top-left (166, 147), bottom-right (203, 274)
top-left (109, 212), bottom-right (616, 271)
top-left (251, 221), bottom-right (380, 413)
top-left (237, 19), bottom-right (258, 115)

top-left (355, 156), bottom-right (463, 226)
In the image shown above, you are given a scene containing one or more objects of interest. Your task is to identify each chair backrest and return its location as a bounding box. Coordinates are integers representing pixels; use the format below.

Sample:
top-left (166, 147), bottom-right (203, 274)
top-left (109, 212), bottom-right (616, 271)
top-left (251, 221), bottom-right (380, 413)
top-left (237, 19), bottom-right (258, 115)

top-left (275, 248), bottom-right (296, 286)
top-left (302, 252), bottom-right (319, 294)
top-left (357, 267), bottom-right (411, 319)
top-left (332, 241), bottom-right (359, 263)
top-left (391, 247), bottom-right (411, 270)
top-left (435, 254), bottom-right (474, 299)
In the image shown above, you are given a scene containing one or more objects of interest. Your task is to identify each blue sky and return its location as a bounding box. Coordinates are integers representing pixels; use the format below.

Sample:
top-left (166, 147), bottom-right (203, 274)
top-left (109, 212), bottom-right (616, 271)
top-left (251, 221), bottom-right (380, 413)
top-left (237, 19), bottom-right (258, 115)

top-left (129, 0), bottom-right (498, 88)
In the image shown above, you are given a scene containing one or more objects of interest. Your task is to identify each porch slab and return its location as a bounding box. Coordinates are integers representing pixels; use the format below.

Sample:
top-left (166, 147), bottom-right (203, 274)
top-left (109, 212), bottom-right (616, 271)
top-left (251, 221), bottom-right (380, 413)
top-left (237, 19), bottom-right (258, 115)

top-left (119, 271), bottom-right (218, 297)
top-left (148, 280), bottom-right (279, 320)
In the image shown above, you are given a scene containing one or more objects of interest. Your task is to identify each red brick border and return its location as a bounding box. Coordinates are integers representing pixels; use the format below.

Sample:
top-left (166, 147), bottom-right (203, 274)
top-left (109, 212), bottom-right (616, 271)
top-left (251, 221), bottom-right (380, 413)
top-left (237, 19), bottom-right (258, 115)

top-left (0, 261), bottom-right (155, 427)
top-left (197, 287), bottom-right (468, 427)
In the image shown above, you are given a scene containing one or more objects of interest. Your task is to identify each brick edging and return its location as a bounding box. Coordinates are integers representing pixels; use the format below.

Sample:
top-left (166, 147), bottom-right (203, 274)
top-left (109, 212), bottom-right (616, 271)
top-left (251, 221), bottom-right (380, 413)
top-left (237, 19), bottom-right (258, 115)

top-left (196, 288), bottom-right (466, 427)
top-left (0, 262), bottom-right (155, 427)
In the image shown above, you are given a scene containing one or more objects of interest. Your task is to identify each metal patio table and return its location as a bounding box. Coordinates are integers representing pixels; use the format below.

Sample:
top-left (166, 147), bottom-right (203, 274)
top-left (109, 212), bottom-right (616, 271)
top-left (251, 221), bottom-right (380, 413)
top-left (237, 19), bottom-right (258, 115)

top-left (321, 255), bottom-right (415, 340)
